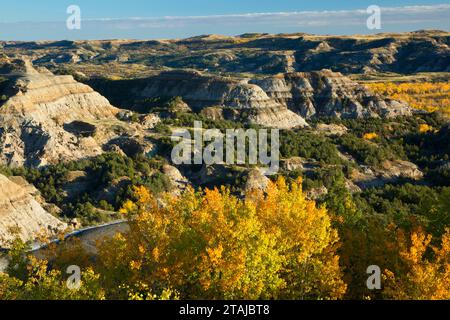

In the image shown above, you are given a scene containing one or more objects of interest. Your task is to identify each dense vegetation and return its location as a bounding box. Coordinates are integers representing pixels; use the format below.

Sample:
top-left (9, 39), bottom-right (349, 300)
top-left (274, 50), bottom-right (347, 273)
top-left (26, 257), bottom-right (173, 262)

top-left (1, 30), bottom-right (450, 301)
top-left (312, 113), bottom-right (449, 175)
top-left (1, 178), bottom-right (448, 300)
top-left (0, 153), bottom-right (172, 225)
top-left (0, 107), bottom-right (449, 300)
top-left (367, 82), bottom-right (450, 117)
top-left (280, 130), bottom-right (344, 165)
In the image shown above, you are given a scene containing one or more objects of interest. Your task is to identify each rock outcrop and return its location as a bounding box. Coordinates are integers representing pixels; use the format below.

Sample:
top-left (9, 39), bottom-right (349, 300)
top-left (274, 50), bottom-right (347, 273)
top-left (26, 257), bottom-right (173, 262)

top-left (135, 70), bottom-right (308, 129)
top-left (315, 123), bottom-right (348, 136)
top-left (0, 174), bottom-right (66, 248)
top-left (140, 113), bottom-right (161, 129)
top-left (281, 157), bottom-right (305, 171)
top-left (91, 70), bottom-right (410, 129)
top-left (0, 58), bottom-right (129, 167)
top-left (244, 168), bottom-right (270, 193)
top-left (251, 70), bottom-right (413, 119)
top-left (351, 160), bottom-right (424, 189)
top-left (162, 164), bottom-right (190, 196)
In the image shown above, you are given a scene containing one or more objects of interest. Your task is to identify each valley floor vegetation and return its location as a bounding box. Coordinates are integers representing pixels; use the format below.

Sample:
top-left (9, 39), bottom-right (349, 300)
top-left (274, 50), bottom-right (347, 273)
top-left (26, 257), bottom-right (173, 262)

top-left (1, 178), bottom-right (448, 300)
top-left (367, 82), bottom-right (450, 118)
top-left (0, 110), bottom-right (449, 300)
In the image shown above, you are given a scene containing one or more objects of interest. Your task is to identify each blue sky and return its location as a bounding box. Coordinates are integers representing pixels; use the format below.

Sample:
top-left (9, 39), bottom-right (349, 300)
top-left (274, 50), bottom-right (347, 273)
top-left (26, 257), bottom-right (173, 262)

top-left (0, 0), bottom-right (449, 40)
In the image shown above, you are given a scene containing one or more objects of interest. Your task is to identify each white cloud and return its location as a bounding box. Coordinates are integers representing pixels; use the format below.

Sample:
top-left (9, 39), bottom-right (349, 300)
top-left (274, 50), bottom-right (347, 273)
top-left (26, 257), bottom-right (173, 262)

top-left (1, 4), bottom-right (449, 40)
top-left (81, 4), bottom-right (450, 31)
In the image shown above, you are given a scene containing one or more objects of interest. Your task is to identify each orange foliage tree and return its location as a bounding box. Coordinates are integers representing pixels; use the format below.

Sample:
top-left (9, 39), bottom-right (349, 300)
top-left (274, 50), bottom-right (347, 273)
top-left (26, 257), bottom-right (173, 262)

top-left (383, 229), bottom-right (450, 300)
top-left (95, 177), bottom-right (347, 300)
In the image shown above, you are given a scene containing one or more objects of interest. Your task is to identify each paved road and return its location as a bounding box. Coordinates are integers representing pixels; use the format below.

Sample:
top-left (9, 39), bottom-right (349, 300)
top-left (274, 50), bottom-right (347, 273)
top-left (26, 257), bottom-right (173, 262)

top-left (0, 220), bottom-right (129, 272)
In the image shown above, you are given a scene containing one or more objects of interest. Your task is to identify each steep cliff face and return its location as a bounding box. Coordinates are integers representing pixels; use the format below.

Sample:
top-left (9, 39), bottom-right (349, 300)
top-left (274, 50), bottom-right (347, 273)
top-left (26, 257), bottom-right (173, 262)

top-left (138, 71), bottom-right (265, 110)
top-left (251, 70), bottom-right (413, 119)
top-left (0, 58), bottom-right (124, 167)
top-left (0, 174), bottom-right (66, 248)
top-left (131, 70), bottom-right (308, 129)
top-left (92, 70), bottom-right (411, 126)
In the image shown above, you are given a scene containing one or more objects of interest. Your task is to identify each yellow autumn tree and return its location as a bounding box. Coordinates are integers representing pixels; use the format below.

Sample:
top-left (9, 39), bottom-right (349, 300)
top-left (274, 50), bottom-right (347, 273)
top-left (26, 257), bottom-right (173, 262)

top-left (96, 177), bottom-right (346, 300)
top-left (418, 123), bottom-right (434, 133)
top-left (383, 229), bottom-right (450, 300)
top-left (0, 256), bottom-right (105, 300)
top-left (363, 132), bottom-right (379, 140)
top-left (367, 82), bottom-right (450, 117)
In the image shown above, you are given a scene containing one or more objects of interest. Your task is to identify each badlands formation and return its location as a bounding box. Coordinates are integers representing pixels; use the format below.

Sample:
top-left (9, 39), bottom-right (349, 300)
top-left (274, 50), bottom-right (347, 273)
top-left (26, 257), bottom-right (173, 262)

top-left (89, 69), bottom-right (412, 129)
top-left (0, 173), bottom-right (66, 248)
top-left (0, 58), bottom-right (122, 167)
